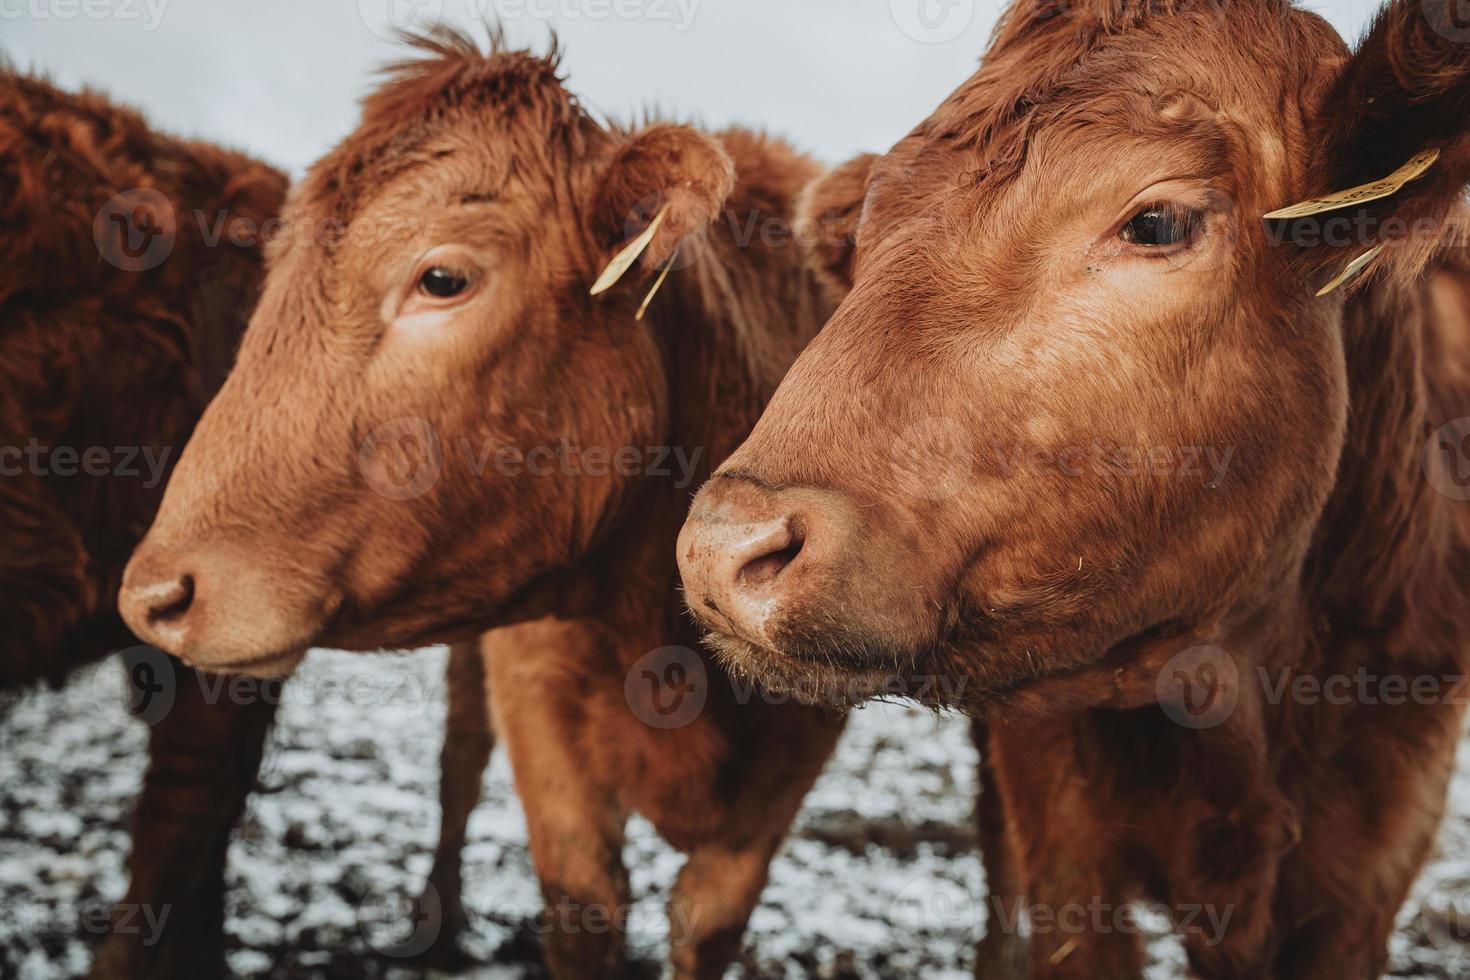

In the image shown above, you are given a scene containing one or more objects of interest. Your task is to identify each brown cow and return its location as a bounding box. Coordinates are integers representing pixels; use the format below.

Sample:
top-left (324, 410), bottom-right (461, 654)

top-left (118, 31), bottom-right (847, 978)
top-left (679, 0), bottom-right (1470, 977)
top-left (0, 69), bottom-right (488, 979)
top-left (0, 69), bottom-right (285, 978)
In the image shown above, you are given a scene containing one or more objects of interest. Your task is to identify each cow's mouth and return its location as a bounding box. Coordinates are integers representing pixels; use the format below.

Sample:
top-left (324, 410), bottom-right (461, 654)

top-left (700, 629), bottom-right (958, 710)
top-left (199, 645), bottom-right (310, 679)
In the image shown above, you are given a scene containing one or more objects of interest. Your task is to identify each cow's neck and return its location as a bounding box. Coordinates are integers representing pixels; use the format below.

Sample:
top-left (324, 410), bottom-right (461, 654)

top-left (656, 262), bottom-right (818, 470)
top-left (575, 133), bottom-right (833, 649)
top-left (578, 232), bottom-right (831, 652)
top-left (1304, 255), bottom-right (1470, 656)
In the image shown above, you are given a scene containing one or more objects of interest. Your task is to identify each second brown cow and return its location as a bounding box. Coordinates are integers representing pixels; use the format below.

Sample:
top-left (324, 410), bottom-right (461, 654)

top-left (680, 0), bottom-right (1470, 976)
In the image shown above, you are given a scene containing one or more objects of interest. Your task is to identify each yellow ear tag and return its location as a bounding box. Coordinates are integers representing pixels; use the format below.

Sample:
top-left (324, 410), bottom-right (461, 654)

top-left (1316, 243), bottom-right (1385, 297)
top-left (636, 247), bottom-right (677, 321)
top-left (1264, 147), bottom-right (1440, 220)
top-left (590, 203), bottom-right (671, 296)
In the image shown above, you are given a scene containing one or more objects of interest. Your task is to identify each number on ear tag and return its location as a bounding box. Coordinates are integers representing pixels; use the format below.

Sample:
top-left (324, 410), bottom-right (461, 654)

top-left (1264, 148), bottom-right (1440, 220)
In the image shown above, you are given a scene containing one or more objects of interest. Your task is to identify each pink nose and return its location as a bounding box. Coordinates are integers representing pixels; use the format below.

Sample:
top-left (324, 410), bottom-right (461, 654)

top-left (118, 550), bottom-right (199, 656)
top-left (678, 476), bottom-right (850, 650)
top-left (680, 512), bottom-right (803, 644)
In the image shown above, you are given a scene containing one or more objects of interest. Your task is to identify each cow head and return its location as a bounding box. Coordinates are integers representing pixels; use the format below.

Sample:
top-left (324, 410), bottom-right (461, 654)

top-left (119, 33), bottom-right (734, 676)
top-left (678, 0), bottom-right (1470, 710)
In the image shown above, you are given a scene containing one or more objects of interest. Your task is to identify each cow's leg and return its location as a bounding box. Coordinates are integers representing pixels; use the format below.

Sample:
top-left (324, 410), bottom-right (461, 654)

top-left (972, 719), bottom-right (1028, 980)
top-left (1263, 701), bottom-right (1464, 980)
top-left (89, 652), bottom-right (276, 980)
top-left (666, 707), bottom-right (844, 980)
top-left (516, 754), bottom-right (628, 978)
top-left (666, 842), bottom-right (778, 980)
top-left (414, 639), bottom-right (496, 963)
top-left (989, 721), bottom-right (1144, 980)
top-left (1263, 907), bottom-right (1394, 980)
top-left (485, 623), bottom-right (631, 979)
top-left (1167, 796), bottom-right (1288, 980)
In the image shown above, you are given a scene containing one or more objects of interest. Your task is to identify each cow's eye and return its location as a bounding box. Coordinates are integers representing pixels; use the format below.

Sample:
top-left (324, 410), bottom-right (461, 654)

top-left (418, 267), bottom-right (470, 298)
top-left (1119, 205), bottom-right (1202, 247)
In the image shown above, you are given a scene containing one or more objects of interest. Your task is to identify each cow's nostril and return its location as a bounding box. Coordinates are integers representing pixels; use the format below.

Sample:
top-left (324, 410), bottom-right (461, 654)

top-left (146, 574), bottom-right (195, 626)
top-left (737, 526), bottom-right (804, 591)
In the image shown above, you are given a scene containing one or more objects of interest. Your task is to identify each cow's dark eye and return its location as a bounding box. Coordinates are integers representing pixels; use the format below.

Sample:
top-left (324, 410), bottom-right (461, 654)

top-left (418, 267), bottom-right (469, 298)
top-left (1119, 205), bottom-right (1202, 247)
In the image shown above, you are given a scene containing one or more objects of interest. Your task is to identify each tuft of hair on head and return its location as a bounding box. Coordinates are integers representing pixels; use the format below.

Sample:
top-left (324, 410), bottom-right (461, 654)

top-left (291, 22), bottom-right (590, 231)
top-left (352, 22), bottom-right (572, 140)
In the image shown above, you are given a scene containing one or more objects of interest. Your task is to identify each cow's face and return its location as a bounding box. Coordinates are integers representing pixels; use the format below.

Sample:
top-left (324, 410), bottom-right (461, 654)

top-left (119, 44), bottom-right (733, 676)
top-left (679, 0), bottom-right (1470, 709)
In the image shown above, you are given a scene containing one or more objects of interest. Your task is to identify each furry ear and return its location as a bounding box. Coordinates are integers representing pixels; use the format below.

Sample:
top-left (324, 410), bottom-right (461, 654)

top-left (1285, 0), bottom-right (1470, 288)
top-left (589, 124), bottom-right (734, 295)
top-left (795, 153), bottom-right (877, 295)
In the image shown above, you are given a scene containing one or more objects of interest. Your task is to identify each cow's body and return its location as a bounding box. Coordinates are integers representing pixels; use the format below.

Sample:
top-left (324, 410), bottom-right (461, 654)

top-left (0, 69), bottom-right (285, 978)
top-left (117, 38), bottom-right (851, 977)
top-left (0, 72), bottom-right (487, 980)
top-left (433, 127), bottom-right (854, 976)
top-left (982, 249), bottom-right (1470, 977)
top-left (677, 1), bottom-right (1470, 975)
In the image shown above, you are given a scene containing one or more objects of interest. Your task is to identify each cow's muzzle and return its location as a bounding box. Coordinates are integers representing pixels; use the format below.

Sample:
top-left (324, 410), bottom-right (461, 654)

top-left (119, 537), bottom-right (327, 677)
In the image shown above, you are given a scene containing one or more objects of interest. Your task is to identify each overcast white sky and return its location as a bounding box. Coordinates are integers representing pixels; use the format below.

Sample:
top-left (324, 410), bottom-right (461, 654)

top-left (4, 0), bottom-right (1383, 177)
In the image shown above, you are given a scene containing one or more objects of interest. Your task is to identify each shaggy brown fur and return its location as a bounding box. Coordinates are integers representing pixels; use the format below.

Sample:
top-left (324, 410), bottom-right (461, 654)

top-left (0, 70), bottom-right (495, 980)
top-left (0, 69), bottom-right (284, 978)
top-left (119, 34), bottom-right (847, 978)
top-left (679, 0), bottom-right (1470, 976)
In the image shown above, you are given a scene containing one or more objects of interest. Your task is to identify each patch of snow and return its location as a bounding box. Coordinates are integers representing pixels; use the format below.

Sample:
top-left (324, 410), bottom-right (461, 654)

top-left (2, 648), bottom-right (1469, 977)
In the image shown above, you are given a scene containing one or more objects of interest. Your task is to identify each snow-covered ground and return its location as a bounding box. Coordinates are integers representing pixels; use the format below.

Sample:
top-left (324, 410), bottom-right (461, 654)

top-left (2, 648), bottom-right (1468, 979)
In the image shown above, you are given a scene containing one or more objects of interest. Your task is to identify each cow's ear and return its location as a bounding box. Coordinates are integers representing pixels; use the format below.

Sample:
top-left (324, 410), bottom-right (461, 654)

top-left (796, 153), bottom-right (877, 293)
top-left (1281, 0), bottom-right (1470, 290)
top-left (588, 124), bottom-right (733, 297)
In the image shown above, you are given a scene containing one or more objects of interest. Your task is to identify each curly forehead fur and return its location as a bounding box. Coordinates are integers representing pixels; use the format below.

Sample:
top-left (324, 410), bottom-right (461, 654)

top-left (924, 0), bottom-right (1343, 179)
top-left (296, 26), bottom-right (605, 227)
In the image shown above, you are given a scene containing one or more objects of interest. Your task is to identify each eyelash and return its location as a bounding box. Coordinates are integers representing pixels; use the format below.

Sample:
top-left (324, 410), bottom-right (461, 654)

top-left (417, 266), bottom-right (473, 298)
top-left (1118, 203), bottom-right (1205, 250)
